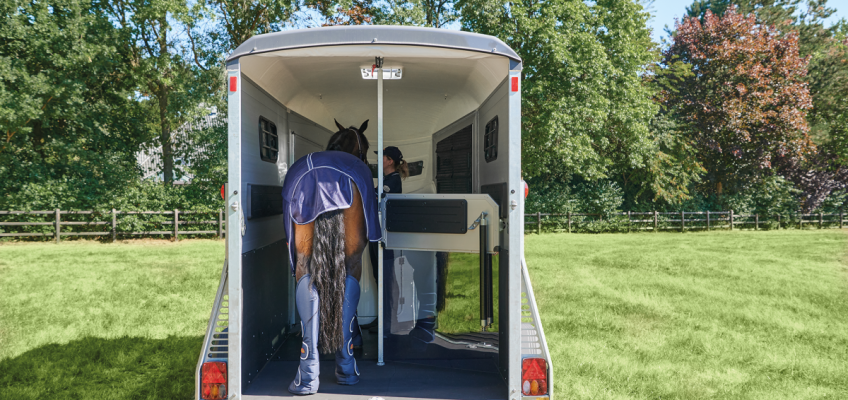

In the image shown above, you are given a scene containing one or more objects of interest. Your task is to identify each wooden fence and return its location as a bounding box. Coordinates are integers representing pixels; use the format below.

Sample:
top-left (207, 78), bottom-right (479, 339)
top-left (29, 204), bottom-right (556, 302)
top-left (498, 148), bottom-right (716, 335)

top-left (0, 209), bottom-right (225, 242)
top-left (524, 209), bottom-right (847, 233)
top-left (3, 208), bottom-right (844, 240)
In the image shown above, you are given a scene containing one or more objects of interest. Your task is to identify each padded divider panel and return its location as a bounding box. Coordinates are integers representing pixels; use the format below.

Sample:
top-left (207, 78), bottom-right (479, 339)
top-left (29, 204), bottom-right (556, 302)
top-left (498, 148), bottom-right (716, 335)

top-left (435, 125), bottom-right (473, 194)
top-left (241, 239), bottom-right (291, 389)
top-left (480, 182), bottom-right (508, 220)
top-left (246, 184), bottom-right (284, 220)
top-left (498, 247), bottom-right (510, 381)
top-left (386, 199), bottom-right (468, 234)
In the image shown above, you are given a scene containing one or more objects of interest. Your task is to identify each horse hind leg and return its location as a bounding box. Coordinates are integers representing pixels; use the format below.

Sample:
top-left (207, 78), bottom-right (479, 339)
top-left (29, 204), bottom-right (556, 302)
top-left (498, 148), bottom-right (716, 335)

top-left (336, 184), bottom-right (367, 383)
top-left (288, 274), bottom-right (320, 395)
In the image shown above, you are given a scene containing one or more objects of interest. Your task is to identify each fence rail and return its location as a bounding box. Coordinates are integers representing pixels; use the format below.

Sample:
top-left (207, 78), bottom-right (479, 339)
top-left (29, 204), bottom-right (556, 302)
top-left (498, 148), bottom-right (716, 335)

top-left (0, 209), bottom-right (226, 242)
top-left (525, 209), bottom-right (846, 233)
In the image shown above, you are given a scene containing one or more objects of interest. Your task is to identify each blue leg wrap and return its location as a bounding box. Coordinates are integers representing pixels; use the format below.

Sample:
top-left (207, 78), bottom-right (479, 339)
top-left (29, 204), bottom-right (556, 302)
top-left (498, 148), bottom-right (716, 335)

top-left (288, 274), bottom-right (320, 395)
top-left (335, 275), bottom-right (361, 385)
top-left (351, 314), bottom-right (363, 347)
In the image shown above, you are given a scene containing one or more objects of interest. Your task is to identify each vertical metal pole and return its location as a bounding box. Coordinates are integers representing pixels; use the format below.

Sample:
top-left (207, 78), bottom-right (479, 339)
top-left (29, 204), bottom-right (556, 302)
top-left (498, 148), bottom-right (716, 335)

top-left (55, 208), bottom-right (60, 244)
top-left (681, 210), bottom-right (685, 232)
top-left (755, 214), bottom-right (759, 230)
top-left (376, 60), bottom-right (385, 367)
top-left (819, 212), bottom-right (823, 229)
top-left (174, 209), bottom-right (179, 241)
top-left (218, 209), bottom-right (223, 239)
top-left (480, 214), bottom-right (487, 332)
top-left (111, 209), bottom-right (117, 243)
top-left (627, 211), bottom-right (631, 232)
top-left (567, 212), bottom-right (571, 233)
top-left (707, 211), bottom-right (710, 231)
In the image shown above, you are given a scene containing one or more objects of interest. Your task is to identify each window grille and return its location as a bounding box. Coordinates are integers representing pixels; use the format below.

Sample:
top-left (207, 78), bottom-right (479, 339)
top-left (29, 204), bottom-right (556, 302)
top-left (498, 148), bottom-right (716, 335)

top-left (484, 116), bottom-right (498, 162)
top-left (259, 117), bottom-right (278, 163)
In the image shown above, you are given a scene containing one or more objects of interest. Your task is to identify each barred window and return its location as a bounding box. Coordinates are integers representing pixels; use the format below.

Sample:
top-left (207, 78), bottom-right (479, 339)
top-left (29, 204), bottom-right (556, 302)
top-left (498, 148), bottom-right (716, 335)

top-left (259, 117), bottom-right (278, 163)
top-left (484, 116), bottom-right (498, 163)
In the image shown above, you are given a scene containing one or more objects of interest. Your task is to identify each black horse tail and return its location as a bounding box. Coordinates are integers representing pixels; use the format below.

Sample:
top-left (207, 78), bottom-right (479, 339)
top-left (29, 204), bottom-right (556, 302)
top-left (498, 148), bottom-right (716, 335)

top-left (309, 209), bottom-right (347, 354)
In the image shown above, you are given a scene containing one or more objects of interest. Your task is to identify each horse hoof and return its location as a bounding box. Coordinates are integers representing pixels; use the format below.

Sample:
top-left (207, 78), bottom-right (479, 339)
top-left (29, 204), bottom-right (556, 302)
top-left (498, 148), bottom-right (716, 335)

top-left (288, 370), bottom-right (319, 395)
top-left (287, 384), bottom-right (319, 395)
top-left (335, 373), bottom-right (360, 386)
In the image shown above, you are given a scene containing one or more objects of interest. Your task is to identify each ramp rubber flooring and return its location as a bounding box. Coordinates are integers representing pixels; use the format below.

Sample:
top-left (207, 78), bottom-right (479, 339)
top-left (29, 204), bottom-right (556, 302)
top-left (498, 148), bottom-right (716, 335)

top-left (241, 359), bottom-right (507, 400)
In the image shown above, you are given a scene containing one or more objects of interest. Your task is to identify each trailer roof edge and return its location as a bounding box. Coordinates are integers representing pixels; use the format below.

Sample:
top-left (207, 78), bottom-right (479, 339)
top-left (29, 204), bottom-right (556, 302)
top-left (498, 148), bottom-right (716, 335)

top-left (226, 26), bottom-right (522, 69)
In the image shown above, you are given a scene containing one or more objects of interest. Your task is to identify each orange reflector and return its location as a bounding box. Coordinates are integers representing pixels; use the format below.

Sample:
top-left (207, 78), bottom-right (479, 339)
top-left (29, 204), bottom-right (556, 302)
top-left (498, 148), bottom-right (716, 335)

top-left (511, 76), bottom-right (519, 92)
top-left (201, 361), bottom-right (227, 399)
top-left (523, 180), bottom-right (529, 199)
top-left (521, 358), bottom-right (548, 396)
top-left (229, 76), bottom-right (237, 92)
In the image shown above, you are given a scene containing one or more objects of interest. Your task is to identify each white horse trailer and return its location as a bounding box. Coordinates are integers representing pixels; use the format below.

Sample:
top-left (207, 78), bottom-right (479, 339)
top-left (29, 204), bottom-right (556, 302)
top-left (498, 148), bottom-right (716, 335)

top-left (196, 26), bottom-right (552, 400)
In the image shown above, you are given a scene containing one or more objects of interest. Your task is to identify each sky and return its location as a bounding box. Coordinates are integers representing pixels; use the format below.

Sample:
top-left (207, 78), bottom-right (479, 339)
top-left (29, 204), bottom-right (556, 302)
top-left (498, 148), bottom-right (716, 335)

top-left (646, 0), bottom-right (848, 44)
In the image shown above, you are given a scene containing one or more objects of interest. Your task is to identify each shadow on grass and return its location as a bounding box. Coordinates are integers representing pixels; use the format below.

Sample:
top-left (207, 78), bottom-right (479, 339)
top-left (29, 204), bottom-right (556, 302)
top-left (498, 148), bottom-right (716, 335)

top-left (0, 335), bottom-right (204, 400)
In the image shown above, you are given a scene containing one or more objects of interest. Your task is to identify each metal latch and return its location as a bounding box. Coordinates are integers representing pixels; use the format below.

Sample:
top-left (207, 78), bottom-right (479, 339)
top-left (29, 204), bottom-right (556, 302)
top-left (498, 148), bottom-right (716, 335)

top-left (468, 211), bottom-right (488, 230)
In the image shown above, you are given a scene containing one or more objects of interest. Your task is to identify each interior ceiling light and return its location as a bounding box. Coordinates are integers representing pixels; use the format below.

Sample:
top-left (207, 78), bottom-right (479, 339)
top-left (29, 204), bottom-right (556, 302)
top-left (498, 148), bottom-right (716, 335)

top-left (361, 68), bottom-right (402, 80)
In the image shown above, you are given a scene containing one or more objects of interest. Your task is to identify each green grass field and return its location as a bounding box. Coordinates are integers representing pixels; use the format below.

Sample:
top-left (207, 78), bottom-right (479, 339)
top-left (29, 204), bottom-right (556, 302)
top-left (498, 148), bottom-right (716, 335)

top-left (531, 230), bottom-right (848, 399)
top-left (0, 240), bottom-right (225, 399)
top-left (1, 231), bottom-right (847, 399)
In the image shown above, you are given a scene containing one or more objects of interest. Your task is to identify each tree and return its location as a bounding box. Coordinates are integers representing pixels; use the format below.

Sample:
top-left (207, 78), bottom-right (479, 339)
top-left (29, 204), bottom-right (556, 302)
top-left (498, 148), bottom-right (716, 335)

top-left (0, 0), bottom-right (148, 209)
top-left (663, 7), bottom-right (814, 197)
top-left (458, 0), bottom-right (659, 186)
top-left (104, 0), bottom-right (220, 186)
top-left (204, 0), bottom-right (300, 52)
top-left (374, 0), bottom-right (458, 27)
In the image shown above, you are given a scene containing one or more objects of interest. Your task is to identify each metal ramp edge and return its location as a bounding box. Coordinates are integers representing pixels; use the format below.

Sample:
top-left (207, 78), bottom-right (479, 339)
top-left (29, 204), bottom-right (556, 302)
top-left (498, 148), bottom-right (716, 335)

top-left (520, 256), bottom-right (554, 399)
top-left (195, 259), bottom-right (230, 400)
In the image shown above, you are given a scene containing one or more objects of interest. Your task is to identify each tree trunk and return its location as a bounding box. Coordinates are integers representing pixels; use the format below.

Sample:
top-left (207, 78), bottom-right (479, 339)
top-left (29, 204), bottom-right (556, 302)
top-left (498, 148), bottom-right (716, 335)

top-left (159, 85), bottom-right (173, 185)
top-left (157, 16), bottom-right (173, 185)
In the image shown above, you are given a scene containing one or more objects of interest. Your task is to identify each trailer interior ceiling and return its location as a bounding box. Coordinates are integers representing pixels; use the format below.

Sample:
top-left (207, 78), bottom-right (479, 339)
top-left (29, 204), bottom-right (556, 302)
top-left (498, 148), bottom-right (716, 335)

top-left (238, 46), bottom-right (510, 144)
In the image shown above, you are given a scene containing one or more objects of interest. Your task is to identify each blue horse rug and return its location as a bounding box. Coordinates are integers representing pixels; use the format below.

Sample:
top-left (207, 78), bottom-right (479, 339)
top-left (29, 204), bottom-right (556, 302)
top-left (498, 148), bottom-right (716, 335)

top-left (282, 151), bottom-right (382, 274)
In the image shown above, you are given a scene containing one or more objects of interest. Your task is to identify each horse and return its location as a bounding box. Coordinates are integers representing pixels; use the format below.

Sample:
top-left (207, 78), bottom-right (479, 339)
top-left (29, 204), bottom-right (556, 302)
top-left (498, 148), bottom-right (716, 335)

top-left (282, 119), bottom-right (380, 395)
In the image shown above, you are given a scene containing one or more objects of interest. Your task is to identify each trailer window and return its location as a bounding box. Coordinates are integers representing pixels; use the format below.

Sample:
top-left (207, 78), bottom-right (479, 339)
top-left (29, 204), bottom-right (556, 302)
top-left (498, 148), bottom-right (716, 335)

top-left (484, 116), bottom-right (498, 163)
top-left (258, 117), bottom-right (278, 163)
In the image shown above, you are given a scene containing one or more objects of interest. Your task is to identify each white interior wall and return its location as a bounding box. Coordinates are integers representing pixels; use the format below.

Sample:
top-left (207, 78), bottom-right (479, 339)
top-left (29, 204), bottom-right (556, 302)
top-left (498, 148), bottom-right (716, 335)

top-left (477, 78), bottom-right (510, 189)
top-left (241, 78), bottom-right (290, 252)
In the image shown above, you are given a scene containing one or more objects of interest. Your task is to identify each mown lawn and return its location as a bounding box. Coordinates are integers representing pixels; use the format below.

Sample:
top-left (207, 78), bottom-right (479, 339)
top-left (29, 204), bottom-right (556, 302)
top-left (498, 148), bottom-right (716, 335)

top-left (1, 231), bottom-right (847, 399)
top-left (0, 240), bottom-right (225, 399)
top-left (532, 230), bottom-right (848, 399)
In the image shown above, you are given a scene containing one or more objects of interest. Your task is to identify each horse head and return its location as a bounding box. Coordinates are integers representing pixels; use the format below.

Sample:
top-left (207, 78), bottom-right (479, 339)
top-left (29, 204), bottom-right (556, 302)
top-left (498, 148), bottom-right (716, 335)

top-left (328, 119), bottom-right (369, 164)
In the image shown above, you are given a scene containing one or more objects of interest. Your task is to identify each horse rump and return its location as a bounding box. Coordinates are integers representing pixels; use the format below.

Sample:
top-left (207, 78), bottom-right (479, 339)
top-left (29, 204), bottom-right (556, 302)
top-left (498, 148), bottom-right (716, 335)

top-left (308, 209), bottom-right (347, 354)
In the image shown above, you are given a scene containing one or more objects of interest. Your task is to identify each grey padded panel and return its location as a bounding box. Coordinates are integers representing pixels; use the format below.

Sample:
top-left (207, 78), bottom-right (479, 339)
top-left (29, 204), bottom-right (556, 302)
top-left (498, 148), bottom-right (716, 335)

top-left (227, 25), bottom-right (521, 67)
top-left (241, 240), bottom-right (292, 391)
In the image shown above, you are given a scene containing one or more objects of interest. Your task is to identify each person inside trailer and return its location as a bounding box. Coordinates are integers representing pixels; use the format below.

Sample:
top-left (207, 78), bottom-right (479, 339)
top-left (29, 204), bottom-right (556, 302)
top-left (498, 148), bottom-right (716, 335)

top-left (377, 146), bottom-right (408, 196)
top-left (365, 146), bottom-right (437, 343)
top-left (369, 146), bottom-right (408, 281)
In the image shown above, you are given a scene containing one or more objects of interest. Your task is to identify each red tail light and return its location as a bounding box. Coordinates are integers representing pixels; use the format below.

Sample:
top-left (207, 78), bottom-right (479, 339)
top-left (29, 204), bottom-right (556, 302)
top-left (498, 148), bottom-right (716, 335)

top-left (220, 184), bottom-right (225, 200)
top-left (523, 180), bottom-right (529, 199)
top-left (522, 357), bottom-right (548, 396)
top-left (201, 361), bottom-right (227, 400)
